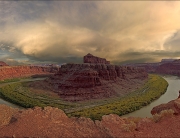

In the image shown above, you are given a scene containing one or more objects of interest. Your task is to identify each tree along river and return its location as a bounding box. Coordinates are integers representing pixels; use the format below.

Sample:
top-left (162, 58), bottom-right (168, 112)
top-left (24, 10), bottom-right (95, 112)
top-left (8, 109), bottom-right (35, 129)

top-left (123, 75), bottom-right (180, 117)
top-left (0, 78), bottom-right (45, 109)
top-left (0, 76), bottom-right (180, 117)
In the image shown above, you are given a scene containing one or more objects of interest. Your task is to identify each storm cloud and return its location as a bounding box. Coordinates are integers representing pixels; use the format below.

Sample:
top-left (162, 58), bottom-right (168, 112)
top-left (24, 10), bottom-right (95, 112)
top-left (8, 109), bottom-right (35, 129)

top-left (1, 1), bottom-right (180, 65)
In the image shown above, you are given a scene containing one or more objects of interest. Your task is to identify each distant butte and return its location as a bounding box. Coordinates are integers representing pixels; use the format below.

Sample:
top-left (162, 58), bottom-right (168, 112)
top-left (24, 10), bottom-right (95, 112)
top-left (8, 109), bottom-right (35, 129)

top-left (84, 53), bottom-right (110, 64)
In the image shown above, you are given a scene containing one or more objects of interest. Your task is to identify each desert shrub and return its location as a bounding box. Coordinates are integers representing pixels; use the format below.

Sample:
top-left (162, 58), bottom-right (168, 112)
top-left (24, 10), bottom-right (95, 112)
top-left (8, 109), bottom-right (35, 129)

top-left (121, 121), bottom-right (136, 132)
top-left (160, 109), bottom-right (174, 117)
top-left (152, 109), bottom-right (174, 123)
top-left (152, 113), bottom-right (162, 123)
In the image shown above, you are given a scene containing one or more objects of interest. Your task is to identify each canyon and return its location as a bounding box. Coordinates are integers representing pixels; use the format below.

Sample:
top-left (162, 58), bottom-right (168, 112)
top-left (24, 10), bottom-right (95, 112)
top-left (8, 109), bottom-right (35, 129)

top-left (0, 56), bottom-right (179, 137)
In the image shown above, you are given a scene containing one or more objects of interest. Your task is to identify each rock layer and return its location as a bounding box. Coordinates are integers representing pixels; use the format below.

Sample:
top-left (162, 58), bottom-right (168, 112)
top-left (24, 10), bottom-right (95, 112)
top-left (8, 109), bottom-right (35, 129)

top-left (45, 63), bottom-right (148, 101)
top-left (126, 59), bottom-right (180, 76)
top-left (84, 53), bottom-right (110, 64)
top-left (0, 66), bottom-right (59, 80)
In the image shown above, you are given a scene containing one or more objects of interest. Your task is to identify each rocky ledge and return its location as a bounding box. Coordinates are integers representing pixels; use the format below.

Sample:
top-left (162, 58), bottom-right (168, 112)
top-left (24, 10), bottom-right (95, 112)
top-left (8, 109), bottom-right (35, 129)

top-left (1, 98), bottom-right (180, 137)
top-left (44, 63), bottom-right (148, 101)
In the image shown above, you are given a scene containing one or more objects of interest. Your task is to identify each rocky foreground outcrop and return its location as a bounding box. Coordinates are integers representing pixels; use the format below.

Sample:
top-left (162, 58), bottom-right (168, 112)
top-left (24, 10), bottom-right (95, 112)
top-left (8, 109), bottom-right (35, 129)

top-left (1, 103), bottom-right (180, 137)
top-left (0, 66), bottom-right (59, 81)
top-left (151, 96), bottom-right (180, 115)
top-left (45, 63), bottom-right (148, 101)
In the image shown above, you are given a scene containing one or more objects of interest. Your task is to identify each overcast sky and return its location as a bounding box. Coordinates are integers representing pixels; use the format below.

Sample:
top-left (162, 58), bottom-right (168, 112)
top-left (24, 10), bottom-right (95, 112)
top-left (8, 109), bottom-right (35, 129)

top-left (1, 1), bottom-right (180, 65)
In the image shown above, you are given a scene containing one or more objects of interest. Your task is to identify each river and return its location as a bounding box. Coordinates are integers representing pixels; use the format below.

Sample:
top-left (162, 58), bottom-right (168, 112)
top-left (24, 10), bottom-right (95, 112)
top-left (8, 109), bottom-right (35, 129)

top-left (123, 75), bottom-right (180, 117)
top-left (0, 76), bottom-right (180, 116)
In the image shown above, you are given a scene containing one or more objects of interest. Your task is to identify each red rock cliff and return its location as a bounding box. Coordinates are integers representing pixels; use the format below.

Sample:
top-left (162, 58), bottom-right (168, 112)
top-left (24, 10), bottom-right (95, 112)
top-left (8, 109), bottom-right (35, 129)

top-left (45, 63), bottom-right (148, 101)
top-left (0, 66), bottom-right (58, 80)
top-left (84, 53), bottom-right (110, 64)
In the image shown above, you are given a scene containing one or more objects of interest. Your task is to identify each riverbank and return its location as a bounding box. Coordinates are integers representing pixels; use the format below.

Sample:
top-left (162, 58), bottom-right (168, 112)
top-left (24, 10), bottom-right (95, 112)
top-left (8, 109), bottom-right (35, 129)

top-left (68, 74), bottom-right (168, 119)
top-left (123, 75), bottom-right (180, 117)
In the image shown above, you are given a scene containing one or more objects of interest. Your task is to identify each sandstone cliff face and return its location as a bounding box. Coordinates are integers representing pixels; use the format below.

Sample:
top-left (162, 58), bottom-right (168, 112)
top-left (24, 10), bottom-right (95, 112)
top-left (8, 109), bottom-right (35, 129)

top-left (1, 104), bottom-right (180, 137)
top-left (84, 53), bottom-right (110, 64)
top-left (0, 66), bottom-right (59, 80)
top-left (45, 63), bottom-right (148, 101)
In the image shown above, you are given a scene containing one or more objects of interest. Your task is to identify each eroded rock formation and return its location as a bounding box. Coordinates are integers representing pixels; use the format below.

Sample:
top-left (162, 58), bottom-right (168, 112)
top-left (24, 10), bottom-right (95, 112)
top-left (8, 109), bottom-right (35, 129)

top-left (0, 104), bottom-right (180, 137)
top-left (0, 66), bottom-right (59, 80)
top-left (45, 63), bottom-right (148, 101)
top-left (84, 53), bottom-right (110, 64)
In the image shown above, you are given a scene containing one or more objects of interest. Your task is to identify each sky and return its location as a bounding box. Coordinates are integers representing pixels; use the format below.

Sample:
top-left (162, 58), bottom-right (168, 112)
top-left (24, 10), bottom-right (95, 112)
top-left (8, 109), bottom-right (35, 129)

top-left (1, 1), bottom-right (180, 65)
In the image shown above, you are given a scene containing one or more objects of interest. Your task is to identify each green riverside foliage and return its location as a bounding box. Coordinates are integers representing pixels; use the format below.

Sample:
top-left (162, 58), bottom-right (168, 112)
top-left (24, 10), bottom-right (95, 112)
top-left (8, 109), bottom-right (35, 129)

top-left (0, 78), bottom-right (20, 84)
top-left (0, 82), bottom-right (74, 109)
top-left (69, 74), bottom-right (168, 120)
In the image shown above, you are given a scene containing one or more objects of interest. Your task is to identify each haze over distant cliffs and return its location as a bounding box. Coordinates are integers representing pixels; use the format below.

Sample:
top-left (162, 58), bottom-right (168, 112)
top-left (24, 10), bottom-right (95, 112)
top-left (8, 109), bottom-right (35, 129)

top-left (125, 59), bottom-right (180, 76)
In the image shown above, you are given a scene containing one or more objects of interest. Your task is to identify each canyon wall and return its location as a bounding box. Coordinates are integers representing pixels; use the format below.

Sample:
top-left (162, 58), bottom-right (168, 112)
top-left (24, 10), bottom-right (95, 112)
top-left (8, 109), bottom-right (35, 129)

top-left (155, 60), bottom-right (180, 76)
top-left (45, 63), bottom-right (148, 101)
top-left (84, 53), bottom-right (110, 64)
top-left (0, 61), bottom-right (9, 66)
top-left (0, 66), bottom-right (59, 80)
top-left (126, 59), bottom-right (180, 76)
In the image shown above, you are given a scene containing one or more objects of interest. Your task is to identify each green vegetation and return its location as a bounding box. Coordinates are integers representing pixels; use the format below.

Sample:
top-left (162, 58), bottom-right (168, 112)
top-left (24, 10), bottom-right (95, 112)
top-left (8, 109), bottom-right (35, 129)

top-left (68, 74), bottom-right (168, 120)
top-left (0, 82), bottom-right (74, 110)
top-left (0, 78), bottom-right (20, 84)
top-left (0, 74), bottom-right (169, 120)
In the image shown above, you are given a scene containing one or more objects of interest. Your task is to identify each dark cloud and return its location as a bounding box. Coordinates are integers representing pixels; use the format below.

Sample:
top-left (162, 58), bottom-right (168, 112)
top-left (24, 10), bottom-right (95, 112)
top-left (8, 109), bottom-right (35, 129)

top-left (115, 50), bottom-right (180, 65)
top-left (0, 1), bottom-right (180, 65)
